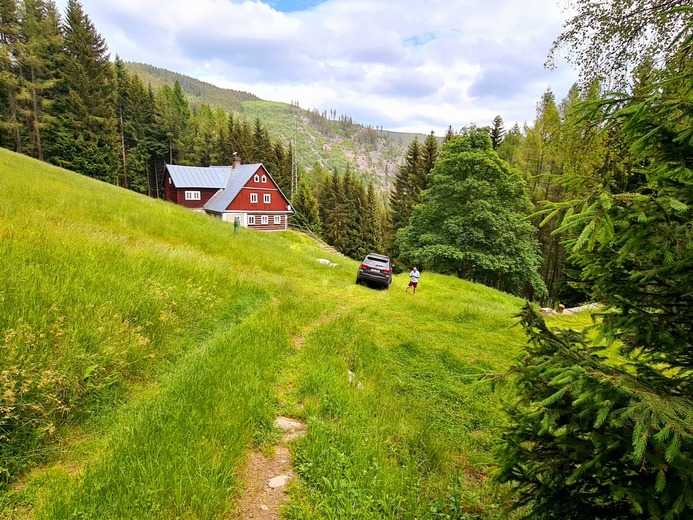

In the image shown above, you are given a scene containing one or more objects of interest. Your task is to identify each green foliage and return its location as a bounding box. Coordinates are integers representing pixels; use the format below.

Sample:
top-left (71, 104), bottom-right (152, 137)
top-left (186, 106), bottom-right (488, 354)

top-left (496, 305), bottom-right (693, 519)
top-left (291, 177), bottom-right (322, 235)
top-left (547, 0), bottom-right (693, 88)
top-left (498, 22), bottom-right (693, 519)
top-left (397, 128), bottom-right (546, 297)
top-left (317, 167), bottom-right (387, 259)
top-left (489, 115), bottom-right (504, 150)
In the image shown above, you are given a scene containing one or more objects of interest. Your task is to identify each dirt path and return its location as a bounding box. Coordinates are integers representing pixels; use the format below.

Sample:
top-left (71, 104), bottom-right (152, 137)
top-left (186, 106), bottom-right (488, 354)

top-left (232, 417), bottom-right (307, 519)
top-left (232, 306), bottom-right (351, 518)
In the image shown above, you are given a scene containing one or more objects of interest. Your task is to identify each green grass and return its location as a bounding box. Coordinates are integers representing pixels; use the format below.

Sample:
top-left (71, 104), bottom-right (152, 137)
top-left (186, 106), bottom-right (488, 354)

top-left (0, 148), bottom-right (596, 518)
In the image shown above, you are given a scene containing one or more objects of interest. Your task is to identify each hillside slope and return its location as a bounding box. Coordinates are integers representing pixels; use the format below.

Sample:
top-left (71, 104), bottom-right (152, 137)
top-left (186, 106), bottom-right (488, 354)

top-left (126, 62), bottom-right (427, 189)
top-left (0, 149), bottom-right (541, 519)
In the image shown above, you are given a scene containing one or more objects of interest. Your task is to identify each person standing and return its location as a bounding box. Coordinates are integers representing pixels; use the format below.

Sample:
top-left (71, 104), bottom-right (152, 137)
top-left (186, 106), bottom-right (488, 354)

top-left (406, 267), bottom-right (420, 294)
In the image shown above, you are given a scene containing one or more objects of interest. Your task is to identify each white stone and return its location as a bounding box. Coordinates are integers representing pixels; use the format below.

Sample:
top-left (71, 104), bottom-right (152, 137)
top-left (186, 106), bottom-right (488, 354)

top-left (274, 416), bottom-right (304, 431)
top-left (268, 475), bottom-right (290, 489)
top-left (260, 504), bottom-right (270, 511)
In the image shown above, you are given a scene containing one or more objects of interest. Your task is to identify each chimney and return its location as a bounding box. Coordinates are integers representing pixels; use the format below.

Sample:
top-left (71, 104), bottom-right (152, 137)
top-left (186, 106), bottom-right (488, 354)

top-left (232, 154), bottom-right (241, 169)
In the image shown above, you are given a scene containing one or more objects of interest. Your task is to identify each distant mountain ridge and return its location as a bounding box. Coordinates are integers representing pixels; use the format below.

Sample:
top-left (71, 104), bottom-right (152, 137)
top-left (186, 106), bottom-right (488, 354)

top-left (125, 62), bottom-right (427, 190)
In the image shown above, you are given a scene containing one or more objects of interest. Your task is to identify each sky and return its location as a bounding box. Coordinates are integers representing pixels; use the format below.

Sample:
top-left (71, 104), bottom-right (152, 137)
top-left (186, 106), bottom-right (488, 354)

top-left (56, 0), bottom-right (580, 135)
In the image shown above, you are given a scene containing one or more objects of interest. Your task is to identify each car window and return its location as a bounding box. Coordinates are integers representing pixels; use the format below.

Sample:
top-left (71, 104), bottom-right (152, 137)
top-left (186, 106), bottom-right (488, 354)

top-left (365, 256), bottom-right (389, 264)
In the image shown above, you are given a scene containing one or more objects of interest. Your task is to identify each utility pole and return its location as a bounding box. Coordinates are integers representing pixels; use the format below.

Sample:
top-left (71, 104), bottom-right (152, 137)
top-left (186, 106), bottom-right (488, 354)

top-left (291, 136), bottom-right (298, 199)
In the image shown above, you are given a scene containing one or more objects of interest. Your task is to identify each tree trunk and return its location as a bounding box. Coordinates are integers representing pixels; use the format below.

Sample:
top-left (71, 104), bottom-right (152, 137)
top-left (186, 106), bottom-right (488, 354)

top-left (29, 66), bottom-right (43, 161)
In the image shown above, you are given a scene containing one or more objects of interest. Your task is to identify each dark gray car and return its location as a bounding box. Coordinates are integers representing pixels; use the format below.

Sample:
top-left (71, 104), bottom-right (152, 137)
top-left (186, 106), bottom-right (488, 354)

top-left (356, 253), bottom-right (392, 288)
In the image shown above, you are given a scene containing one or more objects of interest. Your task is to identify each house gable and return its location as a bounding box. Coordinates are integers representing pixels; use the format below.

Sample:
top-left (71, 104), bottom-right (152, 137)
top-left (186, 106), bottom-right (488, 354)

top-left (226, 166), bottom-right (292, 213)
top-left (165, 162), bottom-right (294, 230)
top-left (204, 164), bottom-right (293, 215)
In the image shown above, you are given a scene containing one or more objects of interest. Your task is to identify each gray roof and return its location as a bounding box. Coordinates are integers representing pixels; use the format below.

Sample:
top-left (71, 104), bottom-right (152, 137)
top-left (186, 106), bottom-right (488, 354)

top-left (166, 164), bottom-right (231, 188)
top-left (205, 164), bottom-right (264, 213)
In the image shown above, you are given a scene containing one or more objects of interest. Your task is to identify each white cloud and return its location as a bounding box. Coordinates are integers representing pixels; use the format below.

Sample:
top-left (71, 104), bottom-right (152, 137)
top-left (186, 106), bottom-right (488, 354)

top-left (56, 0), bottom-right (578, 133)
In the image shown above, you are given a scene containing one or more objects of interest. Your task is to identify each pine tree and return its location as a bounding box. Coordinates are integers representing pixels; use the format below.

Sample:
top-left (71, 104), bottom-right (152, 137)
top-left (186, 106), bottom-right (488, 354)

top-left (489, 115), bottom-right (505, 149)
top-left (113, 55), bottom-right (129, 186)
top-left (291, 177), bottom-right (322, 236)
top-left (420, 131), bottom-right (439, 184)
top-left (0, 0), bottom-right (22, 152)
top-left (16, 0), bottom-right (63, 161)
top-left (342, 166), bottom-right (366, 258)
top-left (389, 137), bottom-right (422, 232)
top-left (362, 182), bottom-right (383, 253)
top-left (320, 171), bottom-right (349, 254)
top-left (497, 15), bottom-right (693, 518)
top-left (121, 70), bottom-right (164, 194)
top-left (46, 0), bottom-right (118, 182)
top-left (155, 80), bottom-right (191, 165)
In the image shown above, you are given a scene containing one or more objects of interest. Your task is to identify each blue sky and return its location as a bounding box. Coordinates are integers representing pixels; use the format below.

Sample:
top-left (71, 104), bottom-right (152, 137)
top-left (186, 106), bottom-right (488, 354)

top-left (56, 0), bottom-right (579, 134)
top-left (268, 0), bottom-right (327, 12)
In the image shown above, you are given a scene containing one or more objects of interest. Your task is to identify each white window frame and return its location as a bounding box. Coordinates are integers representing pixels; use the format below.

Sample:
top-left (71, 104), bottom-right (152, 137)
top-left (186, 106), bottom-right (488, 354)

top-left (261, 215), bottom-right (269, 225)
top-left (247, 215), bottom-right (256, 225)
top-left (263, 193), bottom-right (271, 204)
top-left (253, 174), bottom-right (260, 182)
top-left (184, 190), bottom-right (201, 201)
top-left (250, 193), bottom-right (258, 203)
top-left (274, 216), bottom-right (281, 225)
top-left (261, 175), bottom-right (267, 183)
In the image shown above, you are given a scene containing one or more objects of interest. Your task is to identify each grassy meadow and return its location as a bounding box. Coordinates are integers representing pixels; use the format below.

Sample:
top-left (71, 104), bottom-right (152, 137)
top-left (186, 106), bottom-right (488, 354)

top-left (0, 148), bottom-right (591, 518)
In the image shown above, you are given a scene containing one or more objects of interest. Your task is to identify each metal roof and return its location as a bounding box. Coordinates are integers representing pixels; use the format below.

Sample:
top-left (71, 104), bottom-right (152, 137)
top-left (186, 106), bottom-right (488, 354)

top-left (167, 163), bottom-right (293, 214)
top-left (165, 165), bottom-right (231, 188)
top-left (204, 164), bottom-right (265, 213)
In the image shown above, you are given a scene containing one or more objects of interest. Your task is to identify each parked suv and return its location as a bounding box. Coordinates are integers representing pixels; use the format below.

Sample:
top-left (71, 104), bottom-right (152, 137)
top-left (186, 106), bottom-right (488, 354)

top-left (356, 253), bottom-right (393, 288)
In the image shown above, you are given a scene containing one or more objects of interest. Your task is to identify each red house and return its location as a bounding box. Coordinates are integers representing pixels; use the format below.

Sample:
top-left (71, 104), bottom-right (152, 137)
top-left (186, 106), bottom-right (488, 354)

top-left (164, 157), bottom-right (294, 231)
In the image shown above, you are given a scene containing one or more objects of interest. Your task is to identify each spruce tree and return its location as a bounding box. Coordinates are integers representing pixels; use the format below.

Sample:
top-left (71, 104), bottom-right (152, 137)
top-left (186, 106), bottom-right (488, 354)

top-left (389, 137), bottom-right (422, 232)
top-left (46, 0), bottom-right (118, 181)
top-left (291, 177), bottom-right (322, 236)
top-left (16, 0), bottom-right (63, 161)
top-left (155, 80), bottom-right (190, 165)
top-left (320, 171), bottom-right (349, 254)
top-left (362, 182), bottom-right (383, 254)
top-left (0, 0), bottom-right (21, 152)
top-left (497, 13), bottom-right (693, 518)
top-left (489, 115), bottom-right (505, 149)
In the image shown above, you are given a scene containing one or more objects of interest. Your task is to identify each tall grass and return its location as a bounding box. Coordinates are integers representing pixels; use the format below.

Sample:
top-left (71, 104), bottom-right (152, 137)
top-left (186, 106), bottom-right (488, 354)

top-left (0, 148), bottom-right (594, 518)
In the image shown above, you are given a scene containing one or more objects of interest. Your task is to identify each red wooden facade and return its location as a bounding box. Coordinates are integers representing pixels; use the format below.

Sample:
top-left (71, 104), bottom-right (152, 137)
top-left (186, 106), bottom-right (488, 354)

top-left (164, 182), bottom-right (220, 209)
top-left (164, 163), bottom-right (293, 230)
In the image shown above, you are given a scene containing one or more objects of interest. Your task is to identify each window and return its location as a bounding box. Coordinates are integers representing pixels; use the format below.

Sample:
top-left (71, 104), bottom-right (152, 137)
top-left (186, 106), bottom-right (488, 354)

top-left (261, 216), bottom-right (269, 225)
top-left (274, 216), bottom-right (281, 225)
top-left (264, 193), bottom-right (271, 204)
top-left (184, 191), bottom-right (201, 201)
top-left (250, 193), bottom-right (258, 203)
top-left (247, 215), bottom-right (256, 225)
top-left (261, 175), bottom-right (267, 183)
top-left (253, 174), bottom-right (260, 182)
